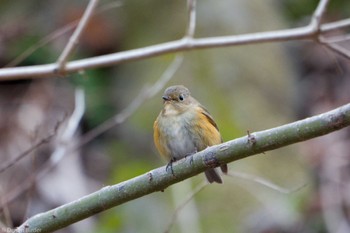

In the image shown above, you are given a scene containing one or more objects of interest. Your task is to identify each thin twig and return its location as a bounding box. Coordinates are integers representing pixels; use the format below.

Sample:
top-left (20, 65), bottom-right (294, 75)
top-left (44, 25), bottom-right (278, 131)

top-left (4, 22), bottom-right (75, 68)
top-left (4, 1), bottom-right (122, 68)
top-left (0, 118), bottom-right (63, 175)
top-left (185, 0), bottom-right (197, 38)
top-left (56, 0), bottom-right (99, 73)
top-left (321, 33), bottom-right (350, 44)
top-left (310, 0), bottom-right (330, 31)
top-left (321, 41), bottom-right (350, 60)
top-left (227, 171), bottom-right (307, 194)
top-left (165, 181), bottom-right (207, 233)
top-left (0, 139), bottom-right (48, 175)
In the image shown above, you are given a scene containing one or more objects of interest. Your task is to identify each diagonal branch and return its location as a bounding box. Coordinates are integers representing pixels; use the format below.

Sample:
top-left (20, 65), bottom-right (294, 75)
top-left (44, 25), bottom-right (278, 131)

top-left (185, 0), bottom-right (197, 38)
top-left (0, 119), bottom-right (62, 175)
top-left (321, 40), bottom-right (350, 60)
top-left (56, 0), bottom-right (99, 73)
top-left (320, 18), bottom-right (350, 32)
top-left (4, 1), bottom-right (122, 68)
top-left (15, 103), bottom-right (350, 233)
top-left (310, 0), bottom-right (330, 31)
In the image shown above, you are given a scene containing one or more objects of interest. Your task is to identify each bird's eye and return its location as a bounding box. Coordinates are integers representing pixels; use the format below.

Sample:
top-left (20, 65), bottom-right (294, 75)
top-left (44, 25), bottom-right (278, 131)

top-left (179, 94), bottom-right (184, 101)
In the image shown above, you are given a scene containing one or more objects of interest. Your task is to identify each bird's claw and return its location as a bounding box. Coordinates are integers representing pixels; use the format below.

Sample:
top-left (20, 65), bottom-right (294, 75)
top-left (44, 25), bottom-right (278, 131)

top-left (166, 158), bottom-right (176, 176)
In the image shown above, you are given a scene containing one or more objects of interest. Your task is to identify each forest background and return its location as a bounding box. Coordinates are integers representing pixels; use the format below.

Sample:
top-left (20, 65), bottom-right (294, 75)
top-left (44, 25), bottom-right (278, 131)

top-left (0, 0), bottom-right (350, 232)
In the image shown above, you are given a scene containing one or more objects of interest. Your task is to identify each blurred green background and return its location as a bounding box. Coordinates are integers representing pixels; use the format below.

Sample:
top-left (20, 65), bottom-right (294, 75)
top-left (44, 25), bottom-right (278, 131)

top-left (0, 0), bottom-right (350, 233)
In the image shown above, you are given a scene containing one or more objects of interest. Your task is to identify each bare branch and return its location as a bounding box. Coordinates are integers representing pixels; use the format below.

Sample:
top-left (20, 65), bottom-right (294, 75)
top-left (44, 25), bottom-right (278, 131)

top-left (0, 118), bottom-right (63, 175)
top-left (185, 0), bottom-right (197, 38)
top-left (0, 16), bottom-right (349, 80)
top-left (321, 18), bottom-right (350, 33)
top-left (227, 171), bottom-right (306, 194)
top-left (321, 41), bottom-right (350, 60)
top-left (321, 33), bottom-right (350, 44)
top-left (310, 0), bottom-right (330, 32)
top-left (0, 138), bottom-right (48, 175)
top-left (0, 27), bottom-right (320, 79)
top-left (56, 0), bottom-right (99, 73)
top-left (4, 1), bottom-right (122, 68)
top-left (5, 23), bottom-right (75, 68)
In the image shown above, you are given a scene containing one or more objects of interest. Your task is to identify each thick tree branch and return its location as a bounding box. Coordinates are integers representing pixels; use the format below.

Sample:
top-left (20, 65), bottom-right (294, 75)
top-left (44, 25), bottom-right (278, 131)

top-left (15, 103), bottom-right (350, 233)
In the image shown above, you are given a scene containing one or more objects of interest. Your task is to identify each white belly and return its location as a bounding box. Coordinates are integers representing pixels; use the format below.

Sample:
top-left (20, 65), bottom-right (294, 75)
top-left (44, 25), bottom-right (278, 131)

top-left (158, 111), bottom-right (197, 160)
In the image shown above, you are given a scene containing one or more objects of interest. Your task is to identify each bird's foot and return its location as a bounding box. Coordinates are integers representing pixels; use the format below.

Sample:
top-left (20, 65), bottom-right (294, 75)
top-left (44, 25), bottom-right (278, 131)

top-left (166, 158), bottom-right (177, 176)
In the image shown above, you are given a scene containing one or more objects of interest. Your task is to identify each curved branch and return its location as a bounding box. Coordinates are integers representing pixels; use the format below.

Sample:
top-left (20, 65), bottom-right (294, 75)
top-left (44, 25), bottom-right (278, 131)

top-left (15, 103), bottom-right (350, 233)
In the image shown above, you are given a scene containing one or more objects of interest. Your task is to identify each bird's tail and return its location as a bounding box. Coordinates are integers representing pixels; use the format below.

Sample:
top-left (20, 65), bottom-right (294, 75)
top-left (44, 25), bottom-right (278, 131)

top-left (204, 168), bottom-right (223, 184)
top-left (204, 164), bottom-right (228, 184)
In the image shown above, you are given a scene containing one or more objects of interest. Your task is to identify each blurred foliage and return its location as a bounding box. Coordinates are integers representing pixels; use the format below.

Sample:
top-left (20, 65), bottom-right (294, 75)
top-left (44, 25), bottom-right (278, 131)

top-left (0, 0), bottom-right (349, 233)
top-left (71, 70), bottom-right (116, 128)
top-left (282, 0), bottom-right (350, 21)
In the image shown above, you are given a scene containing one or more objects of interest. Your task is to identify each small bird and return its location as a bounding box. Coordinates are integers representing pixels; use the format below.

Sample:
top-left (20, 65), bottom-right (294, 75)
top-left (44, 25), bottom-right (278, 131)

top-left (153, 85), bottom-right (227, 183)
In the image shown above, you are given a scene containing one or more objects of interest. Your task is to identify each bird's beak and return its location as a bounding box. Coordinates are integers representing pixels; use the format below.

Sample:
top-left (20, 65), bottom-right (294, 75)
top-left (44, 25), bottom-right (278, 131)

top-left (162, 95), bottom-right (170, 102)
